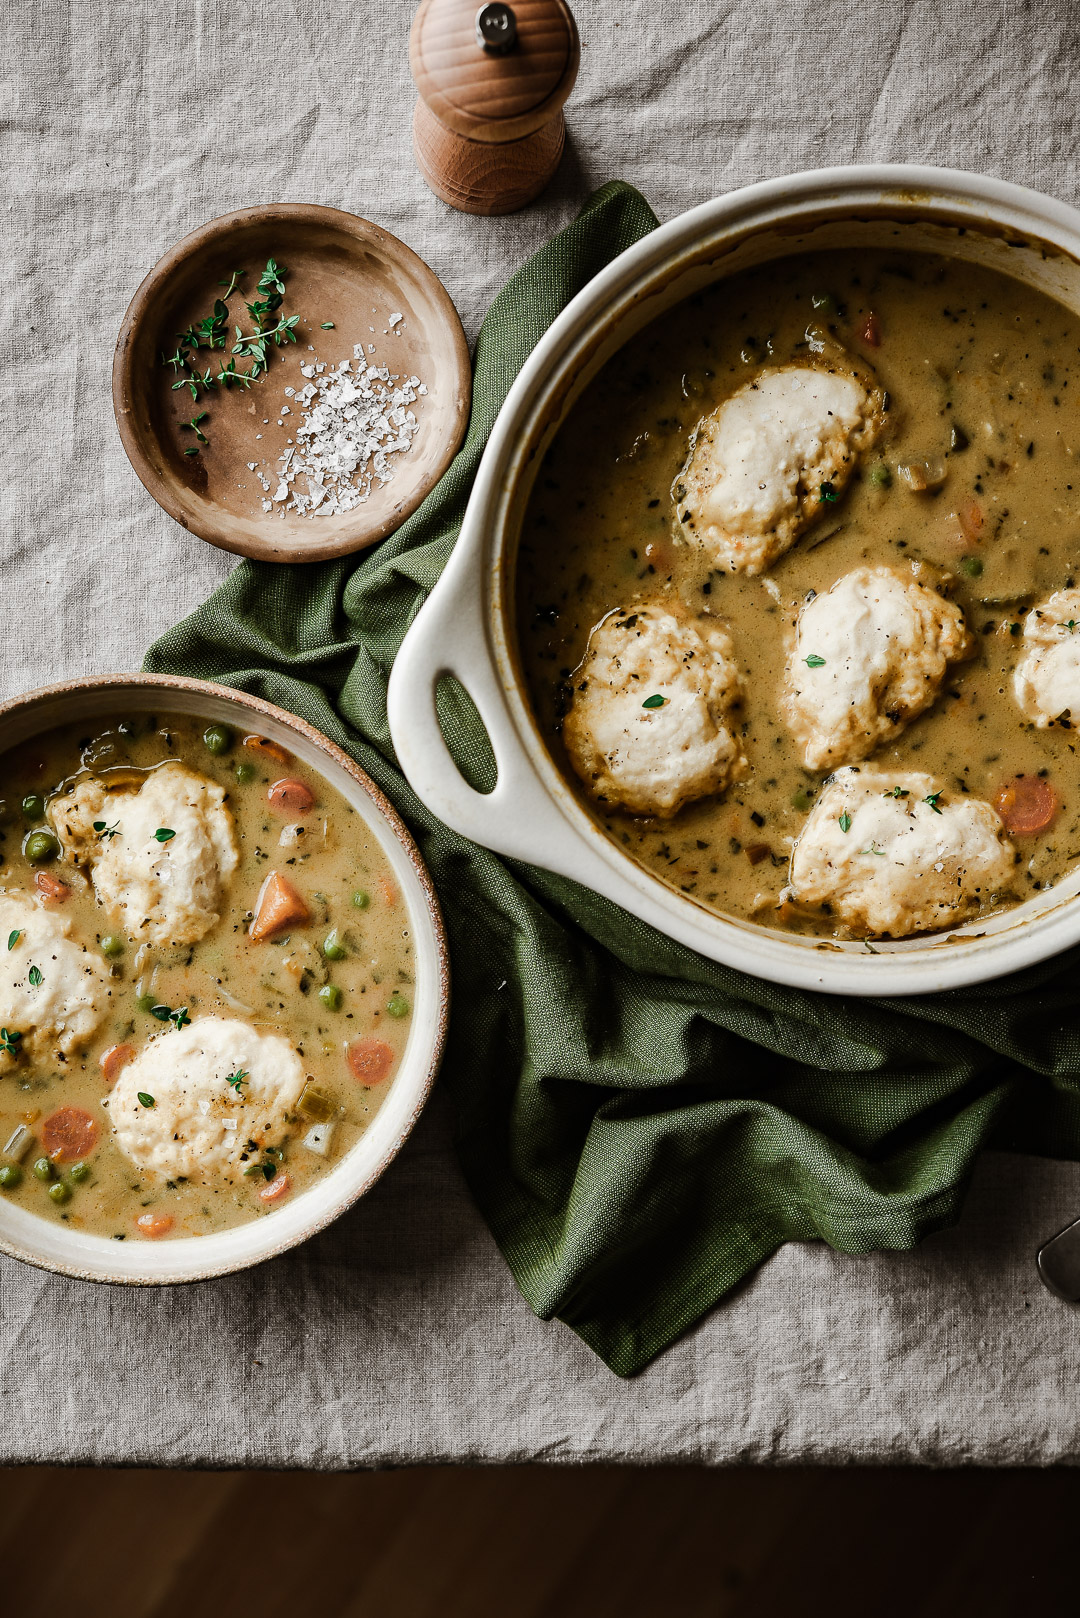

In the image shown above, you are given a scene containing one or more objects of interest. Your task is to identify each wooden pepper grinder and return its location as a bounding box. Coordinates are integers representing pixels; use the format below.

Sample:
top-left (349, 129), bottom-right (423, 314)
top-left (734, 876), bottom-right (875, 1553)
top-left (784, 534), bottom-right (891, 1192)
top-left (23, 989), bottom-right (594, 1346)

top-left (410, 0), bottom-right (580, 216)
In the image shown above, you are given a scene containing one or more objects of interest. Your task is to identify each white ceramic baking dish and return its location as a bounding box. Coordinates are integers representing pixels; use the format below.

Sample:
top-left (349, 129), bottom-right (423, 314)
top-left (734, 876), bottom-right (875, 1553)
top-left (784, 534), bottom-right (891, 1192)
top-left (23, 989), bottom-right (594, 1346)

top-left (0, 675), bottom-right (448, 1282)
top-left (388, 164), bottom-right (1080, 996)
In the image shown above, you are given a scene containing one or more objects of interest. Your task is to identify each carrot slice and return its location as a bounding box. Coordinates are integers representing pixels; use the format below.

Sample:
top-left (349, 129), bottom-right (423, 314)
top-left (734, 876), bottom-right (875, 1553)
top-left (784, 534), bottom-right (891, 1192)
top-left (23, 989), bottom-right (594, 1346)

top-left (34, 872), bottom-right (70, 903)
top-left (249, 871), bottom-right (311, 942)
top-left (243, 734), bottom-right (292, 765)
top-left (259, 1172), bottom-right (291, 1204)
top-left (267, 777), bottom-right (316, 817)
top-left (994, 774), bottom-right (1059, 835)
top-left (347, 1038), bottom-right (395, 1087)
top-left (958, 498), bottom-right (984, 542)
top-left (136, 1212), bottom-right (174, 1239)
top-left (100, 1043), bottom-right (137, 1085)
top-left (42, 1106), bottom-right (100, 1163)
top-left (378, 873), bottom-right (397, 908)
top-left (861, 312), bottom-right (881, 346)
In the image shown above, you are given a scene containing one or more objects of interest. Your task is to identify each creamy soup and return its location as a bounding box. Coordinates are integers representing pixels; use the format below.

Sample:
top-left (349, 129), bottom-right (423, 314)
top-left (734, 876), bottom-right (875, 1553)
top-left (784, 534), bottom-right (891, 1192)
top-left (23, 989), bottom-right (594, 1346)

top-left (0, 715), bottom-right (413, 1238)
top-left (517, 247), bottom-right (1080, 939)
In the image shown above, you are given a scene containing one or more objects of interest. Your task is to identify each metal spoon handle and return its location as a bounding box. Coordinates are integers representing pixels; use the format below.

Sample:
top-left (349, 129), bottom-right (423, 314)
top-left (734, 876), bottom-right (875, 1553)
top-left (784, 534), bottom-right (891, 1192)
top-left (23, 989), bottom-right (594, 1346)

top-left (1037, 1215), bottom-right (1080, 1301)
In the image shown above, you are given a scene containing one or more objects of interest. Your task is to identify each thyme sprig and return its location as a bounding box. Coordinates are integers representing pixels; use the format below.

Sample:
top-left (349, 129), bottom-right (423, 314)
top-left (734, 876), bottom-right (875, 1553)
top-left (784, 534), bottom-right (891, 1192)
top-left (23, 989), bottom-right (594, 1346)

top-left (160, 259), bottom-right (302, 453)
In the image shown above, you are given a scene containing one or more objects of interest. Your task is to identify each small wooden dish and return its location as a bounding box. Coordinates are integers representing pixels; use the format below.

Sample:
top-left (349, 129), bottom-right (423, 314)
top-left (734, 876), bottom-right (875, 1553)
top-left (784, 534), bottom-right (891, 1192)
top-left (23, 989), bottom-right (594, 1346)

top-left (113, 204), bottom-right (472, 564)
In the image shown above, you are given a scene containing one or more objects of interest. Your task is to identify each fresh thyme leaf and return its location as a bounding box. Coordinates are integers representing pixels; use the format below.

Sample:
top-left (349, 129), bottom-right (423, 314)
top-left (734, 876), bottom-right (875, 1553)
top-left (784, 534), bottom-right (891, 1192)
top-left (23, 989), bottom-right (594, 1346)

top-left (859, 844), bottom-right (885, 857)
top-left (150, 1003), bottom-right (173, 1022)
top-left (161, 259), bottom-right (299, 440)
top-left (154, 827), bottom-right (176, 843)
top-left (884, 786), bottom-right (909, 799)
top-left (642, 693), bottom-right (667, 709)
top-left (94, 820), bottom-right (119, 839)
top-left (258, 258), bottom-right (287, 297)
top-left (320, 321), bottom-right (335, 329)
top-left (838, 811), bottom-right (852, 833)
top-left (803, 653), bottom-right (826, 668)
top-left (216, 357), bottom-right (255, 391)
top-left (28, 966), bottom-right (43, 987)
top-left (6, 931), bottom-right (20, 951)
top-left (170, 1007), bottom-right (191, 1031)
top-left (819, 481), bottom-right (839, 504)
top-left (183, 447), bottom-right (200, 457)
top-left (923, 791), bottom-right (944, 814)
top-left (225, 1068), bottom-right (248, 1095)
top-left (137, 1092), bottom-right (155, 1108)
top-left (0, 1028), bottom-right (23, 1057)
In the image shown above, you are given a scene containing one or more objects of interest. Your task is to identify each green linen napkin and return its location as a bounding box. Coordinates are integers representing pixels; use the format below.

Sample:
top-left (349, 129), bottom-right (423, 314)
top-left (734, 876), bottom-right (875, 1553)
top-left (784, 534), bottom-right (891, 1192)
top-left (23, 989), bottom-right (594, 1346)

top-left (145, 182), bottom-right (1080, 1377)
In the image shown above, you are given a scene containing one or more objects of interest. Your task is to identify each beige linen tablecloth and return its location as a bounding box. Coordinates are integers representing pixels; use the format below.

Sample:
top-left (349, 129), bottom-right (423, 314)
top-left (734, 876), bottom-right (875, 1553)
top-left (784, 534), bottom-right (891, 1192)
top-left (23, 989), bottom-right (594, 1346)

top-left (2, 0), bottom-right (1079, 1465)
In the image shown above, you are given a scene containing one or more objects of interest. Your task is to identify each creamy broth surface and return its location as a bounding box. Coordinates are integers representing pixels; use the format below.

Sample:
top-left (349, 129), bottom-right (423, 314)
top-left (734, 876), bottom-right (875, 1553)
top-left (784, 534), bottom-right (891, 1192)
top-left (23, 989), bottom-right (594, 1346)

top-left (517, 248), bottom-right (1080, 935)
top-left (0, 715), bottom-right (413, 1238)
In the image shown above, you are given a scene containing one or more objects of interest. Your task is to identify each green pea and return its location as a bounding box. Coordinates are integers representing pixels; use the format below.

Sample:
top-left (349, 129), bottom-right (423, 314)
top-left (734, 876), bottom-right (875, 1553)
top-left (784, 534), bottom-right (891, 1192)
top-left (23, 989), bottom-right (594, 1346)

top-left (351, 890), bottom-right (371, 910)
top-left (387, 994), bottom-right (410, 1019)
top-left (69, 1162), bottom-right (91, 1184)
top-left (21, 794), bottom-right (45, 821)
top-left (0, 1164), bottom-right (21, 1189)
top-left (235, 762), bottom-right (256, 785)
top-left (32, 1156), bottom-right (53, 1181)
top-left (869, 463), bottom-right (892, 489)
top-left (792, 788), bottom-right (813, 812)
top-left (136, 993), bottom-right (156, 1014)
top-left (23, 829), bottom-right (59, 865)
top-left (318, 984), bottom-right (343, 1012)
top-left (960, 555), bottom-right (984, 578)
top-left (48, 1181), bottom-right (71, 1205)
top-left (100, 934), bottom-right (125, 958)
top-left (322, 930), bottom-right (347, 961)
top-left (203, 724), bottom-right (233, 756)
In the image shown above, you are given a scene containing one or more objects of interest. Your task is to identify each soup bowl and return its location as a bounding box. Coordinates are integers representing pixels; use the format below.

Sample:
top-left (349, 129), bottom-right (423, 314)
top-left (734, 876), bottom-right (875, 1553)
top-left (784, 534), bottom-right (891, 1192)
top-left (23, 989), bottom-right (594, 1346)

top-left (389, 163), bottom-right (1080, 996)
top-left (0, 674), bottom-right (448, 1282)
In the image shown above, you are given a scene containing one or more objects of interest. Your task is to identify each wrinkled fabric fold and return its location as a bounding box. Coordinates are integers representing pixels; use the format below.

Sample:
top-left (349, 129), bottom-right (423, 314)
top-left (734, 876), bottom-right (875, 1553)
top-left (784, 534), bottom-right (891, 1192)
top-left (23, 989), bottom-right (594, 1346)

top-left (146, 181), bottom-right (1080, 1377)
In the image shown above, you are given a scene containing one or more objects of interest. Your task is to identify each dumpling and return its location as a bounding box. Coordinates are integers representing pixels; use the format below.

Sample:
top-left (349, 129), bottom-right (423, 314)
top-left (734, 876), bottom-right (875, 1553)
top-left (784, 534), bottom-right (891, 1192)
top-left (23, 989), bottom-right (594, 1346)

top-left (0, 891), bottom-right (113, 1069)
top-left (562, 604), bottom-right (747, 817)
top-left (49, 762), bottom-right (239, 949)
top-left (1012, 588), bottom-right (1080, 726)
top-left (786, 767), bottom-right (1016, 936)
top-left (675, 363), bottom-right (885, 575)
top-left (108, 1016), bottom-right (306, 1183)
top-left (781, 566), bottom-right (974, 770)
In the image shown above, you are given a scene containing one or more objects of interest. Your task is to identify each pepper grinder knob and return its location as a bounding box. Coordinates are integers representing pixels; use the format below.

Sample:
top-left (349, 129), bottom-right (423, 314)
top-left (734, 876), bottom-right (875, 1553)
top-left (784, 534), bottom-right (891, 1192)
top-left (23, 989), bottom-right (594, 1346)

top-left (409, 0), bottom-right (580, 216)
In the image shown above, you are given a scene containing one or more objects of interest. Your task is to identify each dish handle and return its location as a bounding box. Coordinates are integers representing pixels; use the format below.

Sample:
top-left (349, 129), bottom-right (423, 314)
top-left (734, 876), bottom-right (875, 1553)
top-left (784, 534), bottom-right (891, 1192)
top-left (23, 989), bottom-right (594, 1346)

top-left (388, 555), bottom-right (598, 886)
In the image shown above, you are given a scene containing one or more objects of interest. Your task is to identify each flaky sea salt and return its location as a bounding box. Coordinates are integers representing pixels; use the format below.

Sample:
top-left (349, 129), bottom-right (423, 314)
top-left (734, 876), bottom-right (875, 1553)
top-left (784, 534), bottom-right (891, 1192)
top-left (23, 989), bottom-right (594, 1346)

top-left (263, 343), bottom-right (427, 519)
